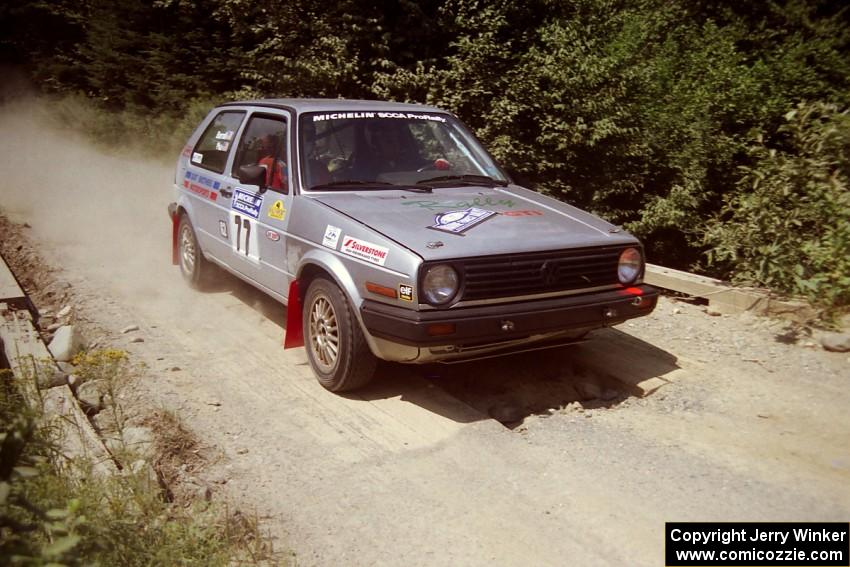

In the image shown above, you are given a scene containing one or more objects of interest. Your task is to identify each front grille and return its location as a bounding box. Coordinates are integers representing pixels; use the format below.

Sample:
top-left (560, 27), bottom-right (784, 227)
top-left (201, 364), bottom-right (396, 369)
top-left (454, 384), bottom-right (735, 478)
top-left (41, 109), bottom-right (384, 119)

top-left (458, 246), bottom-right (625, 302)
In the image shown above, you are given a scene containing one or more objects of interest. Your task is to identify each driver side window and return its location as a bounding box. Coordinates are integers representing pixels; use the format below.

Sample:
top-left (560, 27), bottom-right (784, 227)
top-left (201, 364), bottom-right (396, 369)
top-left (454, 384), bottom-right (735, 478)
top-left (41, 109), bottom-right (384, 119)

top-left (234, 116), bottom-right (289, 193)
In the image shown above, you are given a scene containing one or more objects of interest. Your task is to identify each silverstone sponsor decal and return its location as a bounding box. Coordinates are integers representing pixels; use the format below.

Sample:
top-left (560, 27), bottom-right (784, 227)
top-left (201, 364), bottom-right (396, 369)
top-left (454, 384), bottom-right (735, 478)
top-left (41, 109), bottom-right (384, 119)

top-left (503, 210), bottom-right (543, 217)
top-left (398, 284), bottom-right (414, 302)
top-left (312, 112), bottom-right (446, 123)
top-left (340, 236), bottom-right (389, 266)
top-left (232, 188), bottom-right (263, 219)
top-left (265, 229), bottom-right (280, 242)
top-left (268, 200), bottom-right (286, 221)
top-left (322, 225), bottom-right (342, 249)
top-left (429, 208), bottom-right (496, 234)
top-left (215, 141), bottom-right (229, 152)
top-left (215, 130), bottom-right (234, 141)
top-left (192, 152), bottom-right (203, 164)
top-left (402, 196), bottom-right (517, 211)
top-left (219, 220), bottom-right (228, 238)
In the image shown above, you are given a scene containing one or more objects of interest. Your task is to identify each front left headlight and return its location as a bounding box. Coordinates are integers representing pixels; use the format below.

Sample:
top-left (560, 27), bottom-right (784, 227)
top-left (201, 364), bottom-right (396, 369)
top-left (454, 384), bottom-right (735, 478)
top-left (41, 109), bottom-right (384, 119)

top-left (422, 264), bottom-right (459, 305)
top-left (618, 247), bottom-right (643, 284)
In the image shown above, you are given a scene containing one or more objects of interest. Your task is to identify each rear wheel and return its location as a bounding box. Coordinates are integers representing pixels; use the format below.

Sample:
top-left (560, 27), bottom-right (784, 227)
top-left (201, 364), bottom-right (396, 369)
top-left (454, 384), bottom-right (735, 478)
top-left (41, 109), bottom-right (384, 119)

top-left (303, 277), bottom-right (377, 392)
top-left (178, 215), bottom-right (212, 288)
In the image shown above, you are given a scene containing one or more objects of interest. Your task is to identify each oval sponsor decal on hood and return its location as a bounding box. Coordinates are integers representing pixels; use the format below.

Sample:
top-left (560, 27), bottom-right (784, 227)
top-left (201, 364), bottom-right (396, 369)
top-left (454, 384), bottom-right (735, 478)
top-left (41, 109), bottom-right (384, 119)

top-left (265, 230), bottom-right (280, 241)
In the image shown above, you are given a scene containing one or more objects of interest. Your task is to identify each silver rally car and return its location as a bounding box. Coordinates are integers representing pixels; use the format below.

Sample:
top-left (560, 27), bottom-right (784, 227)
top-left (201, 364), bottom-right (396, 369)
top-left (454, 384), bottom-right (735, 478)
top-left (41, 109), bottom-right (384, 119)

top-left (169, 99), bottom-right (658, 391)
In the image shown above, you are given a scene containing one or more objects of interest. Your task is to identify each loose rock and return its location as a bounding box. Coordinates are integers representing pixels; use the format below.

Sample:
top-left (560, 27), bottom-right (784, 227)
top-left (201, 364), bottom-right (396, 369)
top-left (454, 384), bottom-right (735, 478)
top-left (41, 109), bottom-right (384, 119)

top-left (120, 426), bottom-right (156, 456)
top-left (57, 305), bottom-right (72, 318)
top-left (488, 402), bottom-right (525, 423)
top-left (36, 367), bottom-right (68, 390)
top-left (121, 324), bottom-right (140, 334)
top-left (575, 381), bottom-right (602, 401)
top-left (129, 337), bottom-right (144, 343)
top-left (57, 361), bottom-right (75, 374)
top-left (821, 333), bottom-right (850, 353)
top-left (705, 307), bottom-right (722, 317)
top-left (47, 325), bottom-right (83, 362)
top-left (76, 380), bottom-right (106, 413)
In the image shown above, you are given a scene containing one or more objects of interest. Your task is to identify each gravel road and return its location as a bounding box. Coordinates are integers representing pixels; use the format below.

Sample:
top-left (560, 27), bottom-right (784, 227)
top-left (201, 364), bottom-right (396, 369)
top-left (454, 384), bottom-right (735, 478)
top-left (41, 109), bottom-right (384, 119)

top-left (1, 100), bottom-right (848, 566)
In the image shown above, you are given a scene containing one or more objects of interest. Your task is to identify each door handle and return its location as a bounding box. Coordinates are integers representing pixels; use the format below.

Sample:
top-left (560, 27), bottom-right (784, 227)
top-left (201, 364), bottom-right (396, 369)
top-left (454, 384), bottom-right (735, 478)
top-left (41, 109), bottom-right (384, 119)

top-left (219, 188), bottom-right (233, 198)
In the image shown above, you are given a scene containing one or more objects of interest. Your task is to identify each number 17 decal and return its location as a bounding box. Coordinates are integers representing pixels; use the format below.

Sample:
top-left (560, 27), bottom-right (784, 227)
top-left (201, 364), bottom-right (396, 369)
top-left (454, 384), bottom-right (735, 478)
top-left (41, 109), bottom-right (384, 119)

top-left (230, 212), bottom-right (260, 263)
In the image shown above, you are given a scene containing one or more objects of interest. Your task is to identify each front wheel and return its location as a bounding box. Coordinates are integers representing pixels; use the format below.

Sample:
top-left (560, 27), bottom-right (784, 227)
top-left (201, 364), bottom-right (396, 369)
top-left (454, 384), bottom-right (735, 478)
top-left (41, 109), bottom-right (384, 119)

top-left (303, 277), bottom-right (377, 392)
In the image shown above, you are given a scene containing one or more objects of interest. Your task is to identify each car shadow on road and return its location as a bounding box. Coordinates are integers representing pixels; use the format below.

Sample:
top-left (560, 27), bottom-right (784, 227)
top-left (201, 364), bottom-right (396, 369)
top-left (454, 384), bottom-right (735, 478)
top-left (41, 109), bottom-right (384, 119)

top-left (201, 272), bottom-right (680, 428)
top-left (357, 328), bottom-right (681, 428)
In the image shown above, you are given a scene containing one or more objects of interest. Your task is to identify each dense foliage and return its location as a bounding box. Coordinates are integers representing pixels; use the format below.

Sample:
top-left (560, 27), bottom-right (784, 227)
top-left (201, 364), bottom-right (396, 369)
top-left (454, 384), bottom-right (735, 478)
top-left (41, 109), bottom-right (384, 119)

top-left (1, 0), bottom-right (848, 309)
top-left (704, 102), bottom-right (850, 312)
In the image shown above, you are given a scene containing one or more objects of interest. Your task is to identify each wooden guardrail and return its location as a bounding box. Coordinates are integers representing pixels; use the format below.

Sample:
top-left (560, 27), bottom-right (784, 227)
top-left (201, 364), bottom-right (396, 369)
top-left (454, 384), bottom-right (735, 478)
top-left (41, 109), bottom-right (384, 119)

top-left (645, 263), bottom-right (815, 321)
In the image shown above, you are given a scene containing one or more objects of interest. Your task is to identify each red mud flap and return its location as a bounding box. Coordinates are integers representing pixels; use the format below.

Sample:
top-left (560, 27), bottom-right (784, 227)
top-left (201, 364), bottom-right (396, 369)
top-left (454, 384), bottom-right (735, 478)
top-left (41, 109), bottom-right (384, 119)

top-left (169, 203), bottom-right (179, 266)
top-left (283, 279), bottom-right (304, 349)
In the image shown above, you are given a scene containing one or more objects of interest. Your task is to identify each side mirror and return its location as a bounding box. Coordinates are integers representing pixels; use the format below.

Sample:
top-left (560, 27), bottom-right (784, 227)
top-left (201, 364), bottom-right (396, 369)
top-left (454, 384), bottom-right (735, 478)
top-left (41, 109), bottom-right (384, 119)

top-left (237, 165), bottom-right (268, 192)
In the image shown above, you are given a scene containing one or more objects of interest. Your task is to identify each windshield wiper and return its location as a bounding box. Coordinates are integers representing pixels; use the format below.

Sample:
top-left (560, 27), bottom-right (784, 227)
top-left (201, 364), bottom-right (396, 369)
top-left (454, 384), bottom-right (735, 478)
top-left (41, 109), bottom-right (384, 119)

top-left (309, 180), bottom-right (432, 193)
top-left (309, 180), bottom-right (393, 190)
top-left (416, 174), bottom-right (509, 187)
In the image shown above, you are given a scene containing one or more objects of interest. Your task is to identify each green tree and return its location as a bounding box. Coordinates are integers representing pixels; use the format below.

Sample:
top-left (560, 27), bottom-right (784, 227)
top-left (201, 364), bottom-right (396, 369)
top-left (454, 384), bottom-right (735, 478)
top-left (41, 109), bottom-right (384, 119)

top-left (704, 102), bottom-right (850, 311)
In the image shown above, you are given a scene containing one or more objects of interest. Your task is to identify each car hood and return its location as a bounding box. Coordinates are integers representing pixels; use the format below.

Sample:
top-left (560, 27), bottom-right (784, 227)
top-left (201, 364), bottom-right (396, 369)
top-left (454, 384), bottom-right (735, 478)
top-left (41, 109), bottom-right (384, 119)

top-left (309, 185), bottom-right (638, 260)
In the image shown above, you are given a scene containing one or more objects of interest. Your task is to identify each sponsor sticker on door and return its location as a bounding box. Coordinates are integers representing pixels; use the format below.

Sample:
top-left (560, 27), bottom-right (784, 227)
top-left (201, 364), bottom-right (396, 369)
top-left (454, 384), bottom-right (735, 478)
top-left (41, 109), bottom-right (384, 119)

top-left (232, 188), bottom-right (263, 219)
top-left (340, 236), bottom-right (389, 266)
top-left (268, 199), bottom-right (286, 220)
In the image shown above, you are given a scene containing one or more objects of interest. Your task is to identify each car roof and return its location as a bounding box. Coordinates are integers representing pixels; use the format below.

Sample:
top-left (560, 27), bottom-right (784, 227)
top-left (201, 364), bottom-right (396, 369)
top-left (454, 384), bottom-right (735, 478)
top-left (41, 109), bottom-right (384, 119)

top-left (220, 98), bottom-right (446, 115)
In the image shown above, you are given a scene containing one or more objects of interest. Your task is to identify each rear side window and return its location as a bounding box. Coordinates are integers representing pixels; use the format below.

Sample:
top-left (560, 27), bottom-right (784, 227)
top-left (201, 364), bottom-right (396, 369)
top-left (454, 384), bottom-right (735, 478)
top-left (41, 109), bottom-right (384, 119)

top-left (191, 111), bottom-right (245, 173)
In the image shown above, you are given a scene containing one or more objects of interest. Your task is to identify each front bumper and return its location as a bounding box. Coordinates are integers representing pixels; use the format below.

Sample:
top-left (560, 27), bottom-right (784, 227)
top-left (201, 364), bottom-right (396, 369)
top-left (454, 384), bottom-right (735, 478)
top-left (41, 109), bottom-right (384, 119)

top-left (361, 284), bottom-right (658, 348)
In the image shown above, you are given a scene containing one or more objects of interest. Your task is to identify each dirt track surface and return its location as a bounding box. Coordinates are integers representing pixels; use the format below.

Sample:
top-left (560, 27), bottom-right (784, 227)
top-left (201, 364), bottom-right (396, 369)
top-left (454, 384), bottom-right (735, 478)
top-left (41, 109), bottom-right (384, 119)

top-left (1, 100), bottom-right (849, 566)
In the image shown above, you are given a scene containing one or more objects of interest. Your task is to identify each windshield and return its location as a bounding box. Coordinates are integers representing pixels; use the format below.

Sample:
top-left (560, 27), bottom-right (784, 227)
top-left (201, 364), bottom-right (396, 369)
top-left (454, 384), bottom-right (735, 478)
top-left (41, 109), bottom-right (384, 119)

top-left (298, 111), bottom-right (507, 190)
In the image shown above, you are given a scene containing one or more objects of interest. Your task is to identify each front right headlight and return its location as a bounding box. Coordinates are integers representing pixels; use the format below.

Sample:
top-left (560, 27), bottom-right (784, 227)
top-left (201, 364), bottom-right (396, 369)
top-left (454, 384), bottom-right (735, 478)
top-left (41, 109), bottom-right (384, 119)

top-left (618, 247), bottom-right (643, 284)
top-left (421, 264), bottom-right (459, 305)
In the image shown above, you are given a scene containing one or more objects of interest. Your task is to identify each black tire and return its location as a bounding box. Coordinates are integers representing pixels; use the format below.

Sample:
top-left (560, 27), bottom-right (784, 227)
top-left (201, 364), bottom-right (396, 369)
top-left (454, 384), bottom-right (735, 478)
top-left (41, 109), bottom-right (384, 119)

top-left (303, 277), bottom-right (378, 392)
top-left (177, 215), bottom-right (213, 288)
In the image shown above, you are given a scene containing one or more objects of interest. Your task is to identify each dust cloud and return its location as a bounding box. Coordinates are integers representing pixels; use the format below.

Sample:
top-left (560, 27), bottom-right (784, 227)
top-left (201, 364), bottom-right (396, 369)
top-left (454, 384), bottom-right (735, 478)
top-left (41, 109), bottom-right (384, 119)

top-left (0, 94), bottom-right (185, 306)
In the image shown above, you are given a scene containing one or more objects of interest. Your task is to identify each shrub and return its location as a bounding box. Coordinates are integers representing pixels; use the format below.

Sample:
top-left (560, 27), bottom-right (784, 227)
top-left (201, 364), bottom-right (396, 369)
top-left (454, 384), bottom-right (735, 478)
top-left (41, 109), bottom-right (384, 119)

top-left (704, 101), bottom-right (850, 313)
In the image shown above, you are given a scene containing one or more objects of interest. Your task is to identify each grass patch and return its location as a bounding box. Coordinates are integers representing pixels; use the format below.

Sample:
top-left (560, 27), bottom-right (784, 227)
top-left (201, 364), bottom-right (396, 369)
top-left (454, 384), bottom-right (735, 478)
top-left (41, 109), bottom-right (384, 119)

top-left (0, 349), bottom-right (281, 565)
